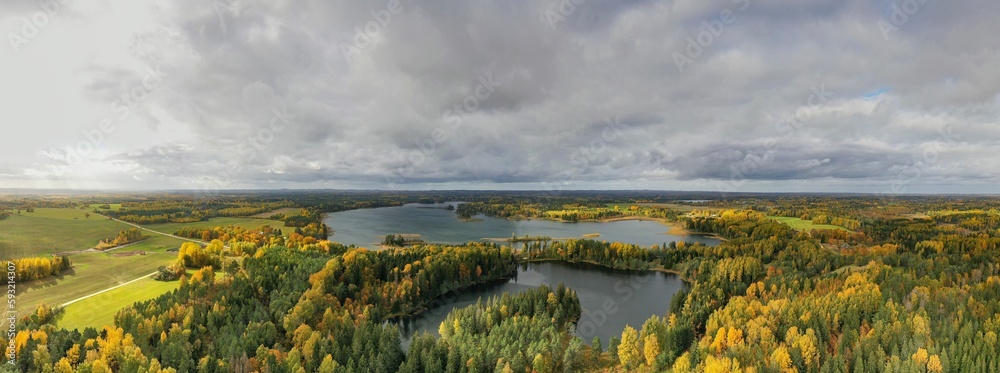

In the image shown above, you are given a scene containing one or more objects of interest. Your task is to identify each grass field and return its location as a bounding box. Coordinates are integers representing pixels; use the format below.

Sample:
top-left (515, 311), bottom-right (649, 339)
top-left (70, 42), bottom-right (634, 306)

top-left (143, 216), bottom-right (285, 234)
top-left (769, 216), bottom-right (849, 231)
top-left (55, 276), bottom-right (180, 331)
top-left (635, 202), bottom-right (705, 212)
top-left (124, 234), bottom-right (188, 253)
top-left (0, 208), bottom-right (129, 258)
top-left (85, 203), bottom-right (123, 211)
top-left (16, 249), bottom-right (178, 310)
top-left (251, 207), bottom-right (301, 218)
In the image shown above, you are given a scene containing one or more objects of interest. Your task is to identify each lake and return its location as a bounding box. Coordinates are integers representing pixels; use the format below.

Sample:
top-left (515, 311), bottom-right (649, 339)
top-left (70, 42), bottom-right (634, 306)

top-left (323, 202), bottom-right (721, 248)
top-left (394, 261), bottom-right (686, 347)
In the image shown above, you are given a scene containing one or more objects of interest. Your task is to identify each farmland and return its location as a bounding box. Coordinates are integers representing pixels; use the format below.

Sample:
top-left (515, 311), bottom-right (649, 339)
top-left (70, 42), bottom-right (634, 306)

top-left (0, 208), bottom-right (129, 258)
top-left (768, 215), bottom-right (850, 231)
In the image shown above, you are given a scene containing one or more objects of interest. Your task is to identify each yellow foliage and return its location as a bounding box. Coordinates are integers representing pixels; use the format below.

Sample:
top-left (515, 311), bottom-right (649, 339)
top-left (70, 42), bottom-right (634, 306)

top-left (618, 325), bottom-right (641, 369)
top-left (911, 348), bottom-right (929, 366)
top-left (705, 355), bottom-right (743, 373)
top-left (771, 346), bottom-right (796, 373)
top-left (726, 327), bottom-right (745, 347)
top-left (927, 354), bottom-right (943, 373)
top-left (673, 352), bottom-right (693, 373)
top-left (54, 357), bottom-right (74, 373)
top-left (643, 335), bottom-right (660, 366)
top-left (711, 327), bottom-right (728, 353)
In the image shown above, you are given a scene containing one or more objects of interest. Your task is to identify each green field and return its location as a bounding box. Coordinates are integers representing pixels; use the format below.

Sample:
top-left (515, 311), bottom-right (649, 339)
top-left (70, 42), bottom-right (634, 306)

top-left (55, 277), bottom-right (181, 331)
top-left (0, 208), bottom-right (129, 258)
top-left (251, 207), bottom-right (301, 218)
top-left (143, 216), bottom-right (285, 234)
top-left (124, 234), bottom-right (189, 253)
top-left (85, 203), bottom-right (123, 211)
top-left (769, 216), bottom-right (849, 232)
top-left (16, 249), bottom-right (179, 310)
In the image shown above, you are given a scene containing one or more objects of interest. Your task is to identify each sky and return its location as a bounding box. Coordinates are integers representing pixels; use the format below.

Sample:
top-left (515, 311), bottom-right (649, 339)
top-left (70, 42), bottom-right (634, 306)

top-left (1, 0), bottom-right (998, 194)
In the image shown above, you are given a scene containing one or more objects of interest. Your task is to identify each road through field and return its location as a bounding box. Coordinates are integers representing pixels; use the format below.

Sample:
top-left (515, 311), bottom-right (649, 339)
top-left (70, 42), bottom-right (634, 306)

top-left (56, 208), bottom-right (233, 308)
top-left (59, 271), bottom-right (158, 307)
top-left (52, 208), bottom-right (200, 308)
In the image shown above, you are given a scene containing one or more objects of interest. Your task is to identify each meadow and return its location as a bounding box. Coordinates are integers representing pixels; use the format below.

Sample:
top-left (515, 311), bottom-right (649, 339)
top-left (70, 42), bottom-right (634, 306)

top-left (142, 216), bottom-right (285, 235)
top-left (55, 276), bottom-right (180, 331)
top-left (15, 250), bottom-right (178, 309)
top-left (768, 215), bottom-right (850, 231)
top-left (0, 208), bottom-right (128, 258)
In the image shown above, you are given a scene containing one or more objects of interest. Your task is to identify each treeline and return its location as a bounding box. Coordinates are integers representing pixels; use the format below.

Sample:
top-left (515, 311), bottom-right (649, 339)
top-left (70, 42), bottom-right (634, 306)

top-left (525, 239), bottom-right (669, 270)
top-left (404, 284), bottom-right (582, 372)
top-left (94, 228), bottom-right (147, 250)
top-left (105, 199), bottom-right (293, 224)
top-left (287, 243), bottom-right (519, 321)
top-left (456, 200), bottom-right (685, 222)
top-left (172, 223), bottom-right (345, 259)
top-left (0, 242), bottom-right (527, 372)
top-left (684, 210), bottom-right (796, 240)
top-left (8, 256), bottom-right (71, 282)
top-left (174, 225), bottom-right (285, 245)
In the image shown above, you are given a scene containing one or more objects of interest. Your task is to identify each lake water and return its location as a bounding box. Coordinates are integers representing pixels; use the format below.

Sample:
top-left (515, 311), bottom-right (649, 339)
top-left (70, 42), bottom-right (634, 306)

top-left (394, 261), bottom-right (686, 347)
top-left (323, 202), bottom-right (720, 248)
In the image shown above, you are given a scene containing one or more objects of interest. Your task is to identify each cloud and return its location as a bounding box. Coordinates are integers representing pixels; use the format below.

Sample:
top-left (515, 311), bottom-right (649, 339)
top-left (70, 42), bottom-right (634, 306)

top-left (2, 0), bottom-right (999, 193)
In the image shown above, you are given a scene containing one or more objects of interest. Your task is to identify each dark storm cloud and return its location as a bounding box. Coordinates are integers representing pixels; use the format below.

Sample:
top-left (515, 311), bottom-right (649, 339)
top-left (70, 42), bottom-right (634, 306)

top-left (7, 0), bottom-right (999, 191)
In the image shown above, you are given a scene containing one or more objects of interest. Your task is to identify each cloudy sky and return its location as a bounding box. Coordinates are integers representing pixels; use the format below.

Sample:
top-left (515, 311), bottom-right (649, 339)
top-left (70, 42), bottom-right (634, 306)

top-left (1, 0), bottom-right (998, 193)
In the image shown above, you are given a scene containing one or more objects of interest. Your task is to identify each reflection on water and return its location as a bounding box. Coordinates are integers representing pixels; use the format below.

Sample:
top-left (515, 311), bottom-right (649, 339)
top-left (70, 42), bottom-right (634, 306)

top-left (394, 261), bottom-right (686, 348)
top-left (323, 202), bottom-right (720, 248)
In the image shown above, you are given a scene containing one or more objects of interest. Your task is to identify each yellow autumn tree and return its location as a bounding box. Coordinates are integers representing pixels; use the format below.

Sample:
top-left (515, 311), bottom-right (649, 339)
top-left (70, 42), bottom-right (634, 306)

top-left (711, 327), bottom-right (728, 353)
top-left (727, 327), bottom-right (745, 347)
top-left (618, 325), bottom-right (642, 370)
top-left (54, 357), bottom-right (74, 373)
top-left (673, 352), bottom-right (693, 373)
top-left (643, 334), bottom-right (660, 366)
top-left (927, 354), bottom-right (943, 373)
top-left (705, 355), bottom-right (742, 373)
top-left (912, 348), bottom-right (929, 366)
top-left (771, 346), bottom-right (796, 373)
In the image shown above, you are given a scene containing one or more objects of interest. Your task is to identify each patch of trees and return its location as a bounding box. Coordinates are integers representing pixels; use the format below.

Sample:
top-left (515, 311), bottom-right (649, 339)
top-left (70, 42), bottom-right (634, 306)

top-left (94, 227), bottom-right (147, 250)
top-left (176, 241), bottom-right (222, 268)
top-left (9, 256), bottom-right (71, 282)
top-left (404, 284), bottom-right (582, 372)
top-left (151, 264), bottom-right (185, 281)
top-left (106, 198), bottom-right (293, 224)
top-left (383, 234), bottom-right (407, 247)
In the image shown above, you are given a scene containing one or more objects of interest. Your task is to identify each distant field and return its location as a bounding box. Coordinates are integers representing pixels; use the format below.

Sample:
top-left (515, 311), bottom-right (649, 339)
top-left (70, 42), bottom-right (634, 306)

top-left (0, 208), bottom-right (128, 258)
top-left (143, 217), bottom-right (286, 235)
top-left (635, 203), bottom-right (704, 212)
top-left (124, 234), bottom-right (188, 253)
top-left (56, 277), bottom-right (180, 331)
top-left (85, 203), bottom-right (122, 212)
top-left (16, 250), bottom-right (177, 310)
top-left (769, 216), bottom-right (849, 232)
top-left (251, 207), bottom-right (301, 218)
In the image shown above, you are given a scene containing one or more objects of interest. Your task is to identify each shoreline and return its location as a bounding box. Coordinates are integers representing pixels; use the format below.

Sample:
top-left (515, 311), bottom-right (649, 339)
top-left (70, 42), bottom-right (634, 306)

top-left (384, 269), bottom-right (518, 321)
top-left (386, 258), bottom-right (694, 325)
top-left (525, 257), bottom-right (694, 283)
top-left (512, 215), bottom-right (727, 242)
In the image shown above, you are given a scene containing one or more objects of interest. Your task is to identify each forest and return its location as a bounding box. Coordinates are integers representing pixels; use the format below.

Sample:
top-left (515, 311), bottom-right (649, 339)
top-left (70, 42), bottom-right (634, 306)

top-left (3, 192), bottom-right (1000, 372)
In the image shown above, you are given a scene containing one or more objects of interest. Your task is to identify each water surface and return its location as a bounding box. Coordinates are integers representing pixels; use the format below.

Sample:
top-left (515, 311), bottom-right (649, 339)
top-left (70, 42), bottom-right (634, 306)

top-left (395, 261), bottom-right (686, 347)
top-left (323, 202), bottom-right (720, 248)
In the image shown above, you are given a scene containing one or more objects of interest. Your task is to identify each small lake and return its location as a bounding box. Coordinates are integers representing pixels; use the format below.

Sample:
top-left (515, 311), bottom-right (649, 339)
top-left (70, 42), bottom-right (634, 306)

top-left (323, 202), bottom-right (720, 248)
top-left (394, 261), bottom-right (686, 347)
